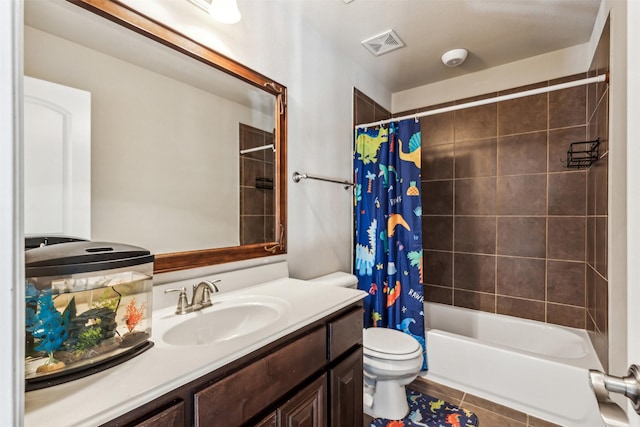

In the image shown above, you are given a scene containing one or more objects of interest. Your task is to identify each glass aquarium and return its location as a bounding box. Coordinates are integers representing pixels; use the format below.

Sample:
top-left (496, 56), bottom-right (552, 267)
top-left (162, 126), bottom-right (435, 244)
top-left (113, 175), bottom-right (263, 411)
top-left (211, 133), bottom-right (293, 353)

top-left (25, 241), bottom-right (154, 390)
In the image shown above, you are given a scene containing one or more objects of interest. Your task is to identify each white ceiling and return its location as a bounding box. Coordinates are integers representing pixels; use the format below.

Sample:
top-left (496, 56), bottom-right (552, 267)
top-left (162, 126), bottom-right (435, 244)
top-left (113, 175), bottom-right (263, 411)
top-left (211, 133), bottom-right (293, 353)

top-left (27, 0), bottom-right (603, 98)
top-left (294, 0), bottom-right (602, 93)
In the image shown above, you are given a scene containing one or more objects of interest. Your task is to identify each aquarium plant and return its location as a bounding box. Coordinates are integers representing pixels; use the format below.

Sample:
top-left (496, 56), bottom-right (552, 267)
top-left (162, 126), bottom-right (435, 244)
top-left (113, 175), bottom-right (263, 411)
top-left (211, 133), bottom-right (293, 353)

top-left (74, 326), bottom-right (103, 353)
top-left (66, 306), bottom-right (117, 356)
top-left (31, 291), bottom-right (69, 372)
top-left (124, 298), bottom-right (146, 333)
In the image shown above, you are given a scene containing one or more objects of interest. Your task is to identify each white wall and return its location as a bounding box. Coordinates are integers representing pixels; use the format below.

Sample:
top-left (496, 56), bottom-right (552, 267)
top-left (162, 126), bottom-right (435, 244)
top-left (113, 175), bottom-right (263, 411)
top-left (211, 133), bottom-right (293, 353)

top-left (117, 0), bottom-right (392, 279)
top-left (24, 26), bottom-right (273, 254)
top-left (1, 0), bottom-right (24, 425)
top-left (392, 44), bottom-right (589, 113)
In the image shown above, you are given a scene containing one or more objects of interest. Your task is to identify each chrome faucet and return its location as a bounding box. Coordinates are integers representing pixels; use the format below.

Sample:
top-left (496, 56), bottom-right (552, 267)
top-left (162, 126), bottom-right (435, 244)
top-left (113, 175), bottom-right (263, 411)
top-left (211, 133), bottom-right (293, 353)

top-left (589, 365), bottom-right (640, 427)
top-left (192, 280), bottom-right (220, 310)
top-left (165, 279), bottom-right (221, 315)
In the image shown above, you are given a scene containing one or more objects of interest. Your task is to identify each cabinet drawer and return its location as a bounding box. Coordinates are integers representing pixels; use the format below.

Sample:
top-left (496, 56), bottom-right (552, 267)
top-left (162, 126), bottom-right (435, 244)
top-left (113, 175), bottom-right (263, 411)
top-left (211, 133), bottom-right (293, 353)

top-left (194, 327), bottom-right (327, 426)
top-left (328, 308), bottom-right (362, 361)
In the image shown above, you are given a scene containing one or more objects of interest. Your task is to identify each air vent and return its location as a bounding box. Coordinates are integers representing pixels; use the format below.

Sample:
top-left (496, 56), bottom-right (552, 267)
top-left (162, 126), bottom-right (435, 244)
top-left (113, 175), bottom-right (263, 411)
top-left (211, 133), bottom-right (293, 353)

top-left (361, 30), bottom-right (405, 56)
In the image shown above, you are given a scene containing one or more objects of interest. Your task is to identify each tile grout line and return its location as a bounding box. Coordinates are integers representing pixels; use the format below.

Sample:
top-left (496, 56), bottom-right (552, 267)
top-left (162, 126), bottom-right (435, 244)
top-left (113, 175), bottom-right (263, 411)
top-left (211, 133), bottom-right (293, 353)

top-left (545, 91), bottom-right (550, 323)
top-left (495, 100), bottom-right (499, 312)
top-left (451, 109), bottom-right (456, 306)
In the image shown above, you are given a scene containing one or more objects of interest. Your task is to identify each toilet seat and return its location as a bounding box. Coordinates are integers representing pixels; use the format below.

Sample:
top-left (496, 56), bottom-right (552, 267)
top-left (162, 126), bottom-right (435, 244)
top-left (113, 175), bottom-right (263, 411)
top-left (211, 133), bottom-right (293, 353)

top-left (363, 328), bottom-right (422, 361)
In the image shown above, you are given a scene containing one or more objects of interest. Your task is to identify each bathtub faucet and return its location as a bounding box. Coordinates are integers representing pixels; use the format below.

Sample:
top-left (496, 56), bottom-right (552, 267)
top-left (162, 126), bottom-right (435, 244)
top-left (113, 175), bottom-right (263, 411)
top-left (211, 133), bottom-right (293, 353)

top-left (589, 364), bottom-right (640, 427)
top-left (590, 365), bottom-right (640, 413)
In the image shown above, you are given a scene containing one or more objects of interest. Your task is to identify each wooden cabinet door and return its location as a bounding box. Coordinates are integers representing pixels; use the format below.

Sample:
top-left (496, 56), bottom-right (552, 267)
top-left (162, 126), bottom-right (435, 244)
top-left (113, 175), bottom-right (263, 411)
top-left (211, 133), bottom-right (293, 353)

top-left (278, 375), bottom-right (327, 427)
top-left (132, 400), bottom-right (185, 427)
top-left (254, 412), bottom-right (277, 427)
top-left (329, 348), bottom-right (363, 427)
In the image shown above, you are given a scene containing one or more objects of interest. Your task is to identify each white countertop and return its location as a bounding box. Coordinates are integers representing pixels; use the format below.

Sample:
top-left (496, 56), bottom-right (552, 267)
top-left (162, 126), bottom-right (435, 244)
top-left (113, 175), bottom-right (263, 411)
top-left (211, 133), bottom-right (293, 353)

top-left (24, 277), bottom-right (366, 427)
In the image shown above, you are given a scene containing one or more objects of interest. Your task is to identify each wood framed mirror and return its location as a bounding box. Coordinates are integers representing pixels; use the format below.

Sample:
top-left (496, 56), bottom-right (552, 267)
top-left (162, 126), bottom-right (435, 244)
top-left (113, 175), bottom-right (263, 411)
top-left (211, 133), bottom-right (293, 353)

top-left (23, 0), bottom-right (287, 274)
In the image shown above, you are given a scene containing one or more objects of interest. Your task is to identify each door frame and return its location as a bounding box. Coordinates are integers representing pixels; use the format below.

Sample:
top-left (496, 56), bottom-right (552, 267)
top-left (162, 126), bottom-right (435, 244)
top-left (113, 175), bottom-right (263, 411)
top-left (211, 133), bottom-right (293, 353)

top-left (0, 0), bottom-right (25, 425)
top-left (625, 0), bottom-right (640, 423)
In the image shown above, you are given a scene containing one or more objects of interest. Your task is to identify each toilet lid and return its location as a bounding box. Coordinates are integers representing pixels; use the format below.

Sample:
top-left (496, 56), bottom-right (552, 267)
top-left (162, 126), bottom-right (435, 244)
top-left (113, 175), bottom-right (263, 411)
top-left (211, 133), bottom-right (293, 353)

top-left (363, 328), bottom-right (422, 361)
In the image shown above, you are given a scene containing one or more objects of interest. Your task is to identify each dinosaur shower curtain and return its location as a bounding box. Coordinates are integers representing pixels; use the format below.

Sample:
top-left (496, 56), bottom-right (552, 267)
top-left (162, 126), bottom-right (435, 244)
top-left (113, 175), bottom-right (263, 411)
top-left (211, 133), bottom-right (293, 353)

top-left (354, 119), bottom-right (426, 370)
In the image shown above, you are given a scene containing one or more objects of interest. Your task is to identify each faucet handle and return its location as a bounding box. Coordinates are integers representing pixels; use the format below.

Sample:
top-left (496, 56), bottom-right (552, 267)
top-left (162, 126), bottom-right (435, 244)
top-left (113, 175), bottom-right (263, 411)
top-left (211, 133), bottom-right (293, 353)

top-left (165, 287), bottom-right (190, 315)
top-left (202, 279), bottom-right (222, 306)
top-left (198, 279), bottom-right (221, 307)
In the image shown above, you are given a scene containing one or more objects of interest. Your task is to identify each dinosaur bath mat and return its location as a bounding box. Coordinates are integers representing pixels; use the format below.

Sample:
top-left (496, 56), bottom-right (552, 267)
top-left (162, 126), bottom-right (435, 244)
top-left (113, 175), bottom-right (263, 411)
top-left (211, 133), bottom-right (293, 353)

top-left (370, 388), bottom-right (479, 427)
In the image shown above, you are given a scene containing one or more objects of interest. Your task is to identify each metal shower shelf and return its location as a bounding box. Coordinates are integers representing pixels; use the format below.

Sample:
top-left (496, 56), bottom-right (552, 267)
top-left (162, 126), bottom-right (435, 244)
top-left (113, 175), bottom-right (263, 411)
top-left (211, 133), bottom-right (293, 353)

top-left (566, 138), bottom-right (600, 169)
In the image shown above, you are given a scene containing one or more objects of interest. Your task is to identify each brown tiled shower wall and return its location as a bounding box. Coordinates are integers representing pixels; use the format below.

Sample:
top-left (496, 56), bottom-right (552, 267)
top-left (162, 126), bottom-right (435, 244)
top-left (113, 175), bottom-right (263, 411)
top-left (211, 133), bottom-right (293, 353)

top-left (353, 20), bottom-right (609, 360)
top-left (239, 123), bottom-right (275, 245)
top-left (411, 75), bottom-right (591, 329)
top-left (354, 88), bottom-right (391, 125)
top-left (410, 70), bottom-right (610, 334)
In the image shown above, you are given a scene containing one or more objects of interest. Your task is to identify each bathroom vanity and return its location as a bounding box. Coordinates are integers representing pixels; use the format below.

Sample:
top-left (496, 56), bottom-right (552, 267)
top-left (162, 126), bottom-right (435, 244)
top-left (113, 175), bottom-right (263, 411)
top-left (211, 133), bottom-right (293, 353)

top-left (108, 302), bottom-right (362, 426)
top-left (24, 275), bottom-right (366, 427)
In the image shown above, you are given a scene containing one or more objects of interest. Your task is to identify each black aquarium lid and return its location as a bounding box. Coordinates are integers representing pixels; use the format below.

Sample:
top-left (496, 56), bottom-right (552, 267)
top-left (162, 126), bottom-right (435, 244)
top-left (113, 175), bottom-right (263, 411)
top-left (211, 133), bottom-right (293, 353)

top-left (25, 241), bottom-right (154, 277)
top-left (25, 236), bottom-right (87, 250)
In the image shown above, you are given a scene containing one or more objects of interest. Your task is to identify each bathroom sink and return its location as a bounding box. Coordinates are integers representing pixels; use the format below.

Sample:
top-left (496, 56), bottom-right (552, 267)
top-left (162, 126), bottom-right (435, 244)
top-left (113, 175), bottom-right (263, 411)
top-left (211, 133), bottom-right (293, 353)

top-left (159, 295), bottom-right (290, 347)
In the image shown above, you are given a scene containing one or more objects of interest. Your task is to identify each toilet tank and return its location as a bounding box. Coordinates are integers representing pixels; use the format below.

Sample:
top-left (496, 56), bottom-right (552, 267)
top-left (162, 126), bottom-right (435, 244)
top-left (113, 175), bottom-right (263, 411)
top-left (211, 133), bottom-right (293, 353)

top-left (310, 272), bottom-right (358, 289)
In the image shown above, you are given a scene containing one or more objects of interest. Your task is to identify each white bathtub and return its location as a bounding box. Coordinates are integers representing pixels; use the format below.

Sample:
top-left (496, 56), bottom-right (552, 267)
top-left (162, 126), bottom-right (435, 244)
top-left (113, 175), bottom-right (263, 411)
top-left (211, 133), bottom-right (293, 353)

top-left (424, 302), bottom-right (604, 426)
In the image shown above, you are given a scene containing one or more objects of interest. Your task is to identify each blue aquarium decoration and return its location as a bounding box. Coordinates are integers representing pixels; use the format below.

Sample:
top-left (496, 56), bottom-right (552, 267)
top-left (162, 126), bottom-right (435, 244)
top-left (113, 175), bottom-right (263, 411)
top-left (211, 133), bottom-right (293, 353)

top-left (31, 292), bottom-right (69, 361)
top-left (25, 290), bottom-right (71, 374)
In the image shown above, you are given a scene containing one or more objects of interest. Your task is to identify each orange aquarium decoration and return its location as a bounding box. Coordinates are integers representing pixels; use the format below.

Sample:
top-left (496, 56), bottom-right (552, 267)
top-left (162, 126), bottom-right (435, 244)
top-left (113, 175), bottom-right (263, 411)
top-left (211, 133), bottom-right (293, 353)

top-left (124, 298), bottom-right (146, 333)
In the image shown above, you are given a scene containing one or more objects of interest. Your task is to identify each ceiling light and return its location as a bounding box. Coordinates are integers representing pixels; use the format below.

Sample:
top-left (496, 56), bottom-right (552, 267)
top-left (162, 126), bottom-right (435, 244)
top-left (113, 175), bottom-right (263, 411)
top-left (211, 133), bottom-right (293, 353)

top-left (209, 0), bottom-right (241, 24)
top-left (441, 48), bottom-right (468, 67)
top-left (187, 0), bottom-right (241, 24)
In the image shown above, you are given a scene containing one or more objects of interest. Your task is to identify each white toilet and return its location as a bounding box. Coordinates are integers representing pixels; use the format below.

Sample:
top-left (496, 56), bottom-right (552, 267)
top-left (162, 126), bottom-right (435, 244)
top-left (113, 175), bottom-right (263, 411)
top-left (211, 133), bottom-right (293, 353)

top-left (310, 272), bottom-right (424, 420)
top-left (362, 327), bottom-right (423, 419)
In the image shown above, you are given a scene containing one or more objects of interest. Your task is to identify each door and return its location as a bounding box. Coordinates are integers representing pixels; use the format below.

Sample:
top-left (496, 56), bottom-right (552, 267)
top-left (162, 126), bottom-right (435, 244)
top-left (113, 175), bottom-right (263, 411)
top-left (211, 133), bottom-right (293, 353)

top-left (23, 76), bottom-right (91, 240)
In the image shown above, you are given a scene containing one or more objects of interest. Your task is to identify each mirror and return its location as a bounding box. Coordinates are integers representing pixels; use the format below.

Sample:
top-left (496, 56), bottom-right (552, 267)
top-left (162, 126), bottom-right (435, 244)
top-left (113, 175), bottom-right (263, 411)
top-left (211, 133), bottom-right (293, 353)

top-left (23, 0), bottom-right (287, 273)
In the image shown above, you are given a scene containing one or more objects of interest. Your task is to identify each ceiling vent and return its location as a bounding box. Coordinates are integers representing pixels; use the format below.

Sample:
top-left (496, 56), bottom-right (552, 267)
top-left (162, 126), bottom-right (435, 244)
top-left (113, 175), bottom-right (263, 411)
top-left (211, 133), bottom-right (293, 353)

top-left (361, 30), bottom-right (405, 57)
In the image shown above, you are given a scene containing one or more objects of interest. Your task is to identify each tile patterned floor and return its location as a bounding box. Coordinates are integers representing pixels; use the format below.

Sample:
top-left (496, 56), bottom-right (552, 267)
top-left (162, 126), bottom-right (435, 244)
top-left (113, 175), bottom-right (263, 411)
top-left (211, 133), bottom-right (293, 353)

top-left (364, 377), bottom-right (562, 427)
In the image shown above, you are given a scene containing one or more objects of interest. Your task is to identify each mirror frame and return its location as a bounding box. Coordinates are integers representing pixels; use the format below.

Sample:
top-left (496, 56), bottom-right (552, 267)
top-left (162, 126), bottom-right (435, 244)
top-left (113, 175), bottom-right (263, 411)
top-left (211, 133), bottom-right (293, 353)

top-left (67, 0), bottom-right (287, 274)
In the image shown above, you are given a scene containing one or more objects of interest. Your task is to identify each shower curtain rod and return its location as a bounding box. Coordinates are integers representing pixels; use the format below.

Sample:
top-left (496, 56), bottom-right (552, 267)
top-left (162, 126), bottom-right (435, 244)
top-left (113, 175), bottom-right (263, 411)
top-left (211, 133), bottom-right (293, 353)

top-left (292, 172), bottom-right (354, 189)
top-left (240, 143), bottom-right (275, 155)
top-left (355, 73), bottom-right (608, 129)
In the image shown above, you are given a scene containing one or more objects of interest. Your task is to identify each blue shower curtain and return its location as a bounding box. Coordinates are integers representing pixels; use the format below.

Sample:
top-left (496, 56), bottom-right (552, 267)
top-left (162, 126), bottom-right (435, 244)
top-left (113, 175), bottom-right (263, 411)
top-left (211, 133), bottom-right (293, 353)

top-left (354, 119), bottom-right (427, 370)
